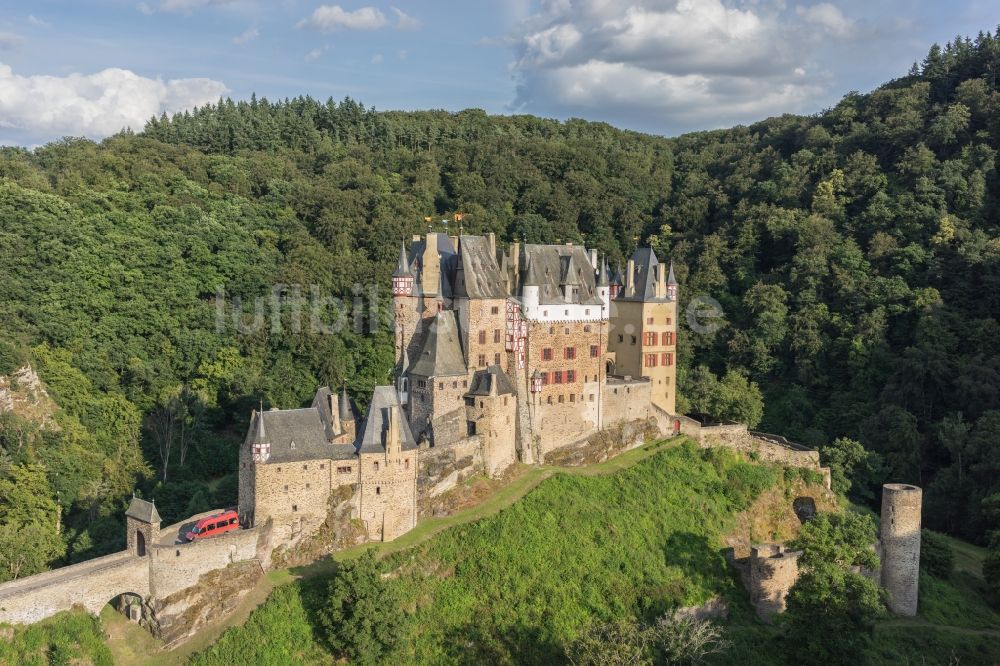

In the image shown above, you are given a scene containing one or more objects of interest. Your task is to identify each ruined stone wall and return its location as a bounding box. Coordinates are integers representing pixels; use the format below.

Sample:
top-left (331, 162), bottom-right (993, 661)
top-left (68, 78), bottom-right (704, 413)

top-left (880, 483), bottom-right (922, 616)
top-left (465, 393), bottom-right (517, 477)
top-left (148, 526), bottom-right (261, 600)
top-left (358, 449), bottom-right (418, 541)
top-left (748, 543), bottom-right (802, 619)
top-left (0, 552), bottom-right (149, 624)
top-left (417, 437), bottom-right (484, 513)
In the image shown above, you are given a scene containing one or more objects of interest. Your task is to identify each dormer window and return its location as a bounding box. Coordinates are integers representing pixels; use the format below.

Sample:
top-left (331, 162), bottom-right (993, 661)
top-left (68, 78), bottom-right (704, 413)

top-left (289, 440), bottom-right (295, 449)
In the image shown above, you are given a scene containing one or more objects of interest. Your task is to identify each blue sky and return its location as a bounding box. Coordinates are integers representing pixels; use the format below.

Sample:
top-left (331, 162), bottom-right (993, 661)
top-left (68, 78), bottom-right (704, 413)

top-left (1, 0), bottom-right (998, 147)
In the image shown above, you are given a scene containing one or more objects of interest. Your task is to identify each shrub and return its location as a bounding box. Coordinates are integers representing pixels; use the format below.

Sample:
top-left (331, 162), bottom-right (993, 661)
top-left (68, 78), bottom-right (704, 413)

top-left (0, 340), bottom-right (27, 376)
top-left (652, 612), bottom-right (730, 665)
top-left (566, 617), bottom-right (651, 666)
top-left (789, 512), bottom-right (879, 570)
top-left (319, 550), bottom-right (406, 665)
top-left (919, 529), bottom-right (954, 578)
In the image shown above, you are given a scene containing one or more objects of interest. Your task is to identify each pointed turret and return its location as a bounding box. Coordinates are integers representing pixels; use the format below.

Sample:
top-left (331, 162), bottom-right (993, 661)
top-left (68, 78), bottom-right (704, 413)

top-left (523, 258), bottom-right (541, 286)
top-left (392, 241), bottom-right (415, 296)
top-left (392, 241), bottom-right (411, 277)
top-left (597, 257), bottom-right (610, 287)
top-left (249, 408), bottom-right (267, 444)
top-left (340, 388), bottom-right (354, 422)
top-left (521, 259), bottom-right (541, 316)
top-left (666, 259), bottom-right (678, 301)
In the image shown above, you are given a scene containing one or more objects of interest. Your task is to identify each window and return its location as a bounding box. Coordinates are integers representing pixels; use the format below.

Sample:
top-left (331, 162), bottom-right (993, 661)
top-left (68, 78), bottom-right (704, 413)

top-left (558, 394), bottom-right (564, 403)
top-left (478, 354), bottom-right (486, 366)
top-left (463, 380), bottom-right (468, 387)
top-left (661, 353), bottom-right (670, 366)
top-left (452, 381), bottom-right (458, 388)
top-left (644, 332), bottom-right (657, 346)
top-left (283, 485), bottom-right (289, 492)
top-left (277, 467), bottom-right (282, 472)
top-left (306, 483), bottom-right (311, 489)
top-left (540, 372), bottom-right (549, 385)
top-left (585, 309), bottom-right (590, 316)
top-left (618, 335), bottom-right (624, 343)
top-left (584, 325), bottom-right (592, 332)
top-left (292, 505), bottom-right (298, 512)
top-left (570, 394), bottom-right (575, 403)
top-left (564, 347), bottom-right (576, 360)
top-left (376, 487), bottom-right (381, 495)
top-left (564, 327), bottom-right (570, 334)
top-left (417, 379), bottom-right (426, 388)
top-left (374, 461), bottom-right (379, 471)
top-left (464, 396), bottom-right (475, 406)
top-left (437, 302), bottom-right (443, 311)
top-left (320, 464), bottom-right (325, 469)
top-left (564, 310), bottom-right (569, 316)
top-left (567, 370), bottom-right (576, 383)
top-left (542, 348), bottom-right (553, 361)
top-left (549, 326), bottom-right (555, 334)
top-left (494, 353), bottom-right (501, 365)
top-left (438, 382), bottom-right (444, 390)
top-left (663, 331), bottom-right (674, 345)
top-left (405, 458), bottom-right (410, 469)
top-left (544, 310), bottom-right (548, 317)
top-left (337, 466), bottom-right (352, 473)
top-left (664, 352), bottom-right (674, 366)
top-left (589, 393), bottom-right (595, 402)
top-left (590, 345), bottom-right (599, 358)
top-left (494, 329), bottom-right (501, 343)
top-left (666, 317), bottom-right (672, 325)
top-left (547, 395), bottom-right (553, 404)
top-left (554, 370), bottom-right (563, 384)
top-left (303, 464), bottom-right (308, 470)
top-left (645, 354), bottom-right (658, 368)
top-left (647, 317), bottom-right (654, 324)
top-left (478, 330), bottom-right (486, 344)
top-left (491, 306), bottom-right (499, 314)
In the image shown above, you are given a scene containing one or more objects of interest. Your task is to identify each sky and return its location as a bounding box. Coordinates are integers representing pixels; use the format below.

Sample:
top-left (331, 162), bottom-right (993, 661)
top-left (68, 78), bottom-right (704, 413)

top-left (0, 0), bottom-right (998, 147)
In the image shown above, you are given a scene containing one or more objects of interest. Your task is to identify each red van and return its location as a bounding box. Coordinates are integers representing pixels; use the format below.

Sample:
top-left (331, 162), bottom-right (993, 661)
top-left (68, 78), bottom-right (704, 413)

top-left (185, 510), bottom-right (240, 541)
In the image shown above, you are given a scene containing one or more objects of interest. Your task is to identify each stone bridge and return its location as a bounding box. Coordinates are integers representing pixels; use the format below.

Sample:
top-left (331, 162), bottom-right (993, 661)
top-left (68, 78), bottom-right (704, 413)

top-left (0, 550), bottom-right (149, 624)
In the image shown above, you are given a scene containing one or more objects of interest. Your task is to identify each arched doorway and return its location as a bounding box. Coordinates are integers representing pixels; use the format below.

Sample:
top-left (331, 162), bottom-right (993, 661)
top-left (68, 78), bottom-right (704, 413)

top-left (136, 530), bottom-right (146, 556)
top-left (606, 360), bottom-right (615, 375)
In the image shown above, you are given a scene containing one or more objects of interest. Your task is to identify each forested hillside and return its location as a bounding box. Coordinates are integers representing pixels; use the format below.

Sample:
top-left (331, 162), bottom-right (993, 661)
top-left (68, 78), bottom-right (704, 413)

top-left (0, 32), bottom-right (999, 583)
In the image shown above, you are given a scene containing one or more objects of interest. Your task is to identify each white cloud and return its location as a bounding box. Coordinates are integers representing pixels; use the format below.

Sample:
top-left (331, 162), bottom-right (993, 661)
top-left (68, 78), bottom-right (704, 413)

top-left (507, 0), bottom-right (834, 132)
top-left (233, 27), bottom-right (259, 45)
top-left (397, 49), bottom-right (408, 60)
top-left (391, 7), bottom-right (421, 31)
top-left (371, 53), bottom-right (383, 64)
top-left (0, 33), bottom-right (25, 51)
top-left (796, 3), bottom-right (854, 37)
top-left (27, 15), bottom-right (50, 28)
top-left (305, 46), bottom-right (330, 62)
top-left (136, 2), bottom-right (154, 15)
top-left (297, 5), bottom-right (387, 32)
top-left (0, 62), bottom-right (228, 139)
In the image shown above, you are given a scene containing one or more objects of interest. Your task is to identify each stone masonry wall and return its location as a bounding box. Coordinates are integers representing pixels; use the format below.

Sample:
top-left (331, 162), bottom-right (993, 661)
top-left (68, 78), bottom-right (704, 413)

top-left (358, 449), bottom-right (418, 541)
top-left (148, 525), bottom-right (261, 600)
top-left (253, 460), bottom-right (348, 544)
top-left (0, 552), bottom-right (149, 624)
top-left (465, 393), bottom-right (517, 477)
top-left (417, 437), bottom-right (484, 515)
top-left (748, 543), bottom-right (802, 620)
top-left (458, 297), bottom-right (510, 372)
top-left (880, 483), bottom-right (922, 616)
top-left (603, 378), bottom-right (653, 426)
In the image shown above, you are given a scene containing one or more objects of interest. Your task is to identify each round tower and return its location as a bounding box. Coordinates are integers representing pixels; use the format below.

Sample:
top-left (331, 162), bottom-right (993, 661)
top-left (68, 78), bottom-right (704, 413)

top-left (880, 483), bottom-right (922, 616)
top-left (749, 543), bottom-right (802, 619)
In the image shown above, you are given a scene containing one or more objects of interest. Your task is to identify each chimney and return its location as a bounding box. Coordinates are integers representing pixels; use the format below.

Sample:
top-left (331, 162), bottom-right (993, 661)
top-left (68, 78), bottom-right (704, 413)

top-left (656, 263), bottom-right (666, 299)
top-left (421, 233), bottom-right (441, 295)
top-left (589, 249), bottom-right (598, 270)
top-left (510, 242), bottom-right (521, 282)
top-left (449, 235), bottom-right (459, 252)
top-left (385, 406), bottom-right (401, 454)
top-left (626, 258), bottom-right (636, 296)
top-left (328, 393), bottom-right (341, 434)
top-left (487, 232), bottom-right (496, 258)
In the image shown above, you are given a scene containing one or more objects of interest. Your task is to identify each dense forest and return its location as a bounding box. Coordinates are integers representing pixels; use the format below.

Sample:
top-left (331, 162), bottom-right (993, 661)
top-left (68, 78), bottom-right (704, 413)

top-left (0, 31), bottom-right (999, 586)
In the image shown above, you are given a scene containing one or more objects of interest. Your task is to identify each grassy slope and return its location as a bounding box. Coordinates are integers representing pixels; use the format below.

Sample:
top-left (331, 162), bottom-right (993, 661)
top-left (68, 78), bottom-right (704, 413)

top-left (189, 440), bottom-right (780, 665)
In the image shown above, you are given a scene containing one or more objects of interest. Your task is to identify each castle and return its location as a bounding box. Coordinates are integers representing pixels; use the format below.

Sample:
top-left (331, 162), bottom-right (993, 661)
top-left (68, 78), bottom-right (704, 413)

top-left (0, 233), bottom-right (923, 641)
top-left (235, 232), bottom-right (680, 545)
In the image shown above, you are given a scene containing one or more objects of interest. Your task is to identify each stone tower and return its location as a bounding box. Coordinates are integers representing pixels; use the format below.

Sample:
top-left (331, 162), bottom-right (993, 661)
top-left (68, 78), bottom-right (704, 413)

top-left (748, 542), bottom-right (802, 619)
top-left (125, 496), bottom-right (160, 557)
top-left (880, 483), bottom-right (922, 616)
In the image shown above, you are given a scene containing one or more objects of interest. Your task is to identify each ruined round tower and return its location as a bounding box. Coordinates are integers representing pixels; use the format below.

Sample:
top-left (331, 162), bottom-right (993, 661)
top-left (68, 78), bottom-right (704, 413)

top-left (879, 483), bottom-right (922, 616)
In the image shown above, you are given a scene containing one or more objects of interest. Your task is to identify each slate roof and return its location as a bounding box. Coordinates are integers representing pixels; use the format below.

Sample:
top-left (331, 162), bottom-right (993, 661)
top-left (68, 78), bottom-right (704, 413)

top-left (257, 407), bottom-right (355, 463)
top-left (618, 247), bottom-right (669, 302)
top-left (454, 235), bottom-right (507, 299)
top-left (356, 386), bottom-right (418, 454)
top-left (407, 233), bottom-right (458, 298)
top-left (597, 257), bottom-right (610, 287)
top-left (467, 364), bottom-right (516, 396)
top-left (126, 497), bottom-right (161, 524)
top-left (340, 387), bottom-right (355, 422)
top-left (392, 242), bottom-right (412, 277)
top-left (519, 244), bottom-right (603, 305)
top-left (311, 386), bottom-right (337, 440)
top-left (409, 310), bottom-right (467, 377)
